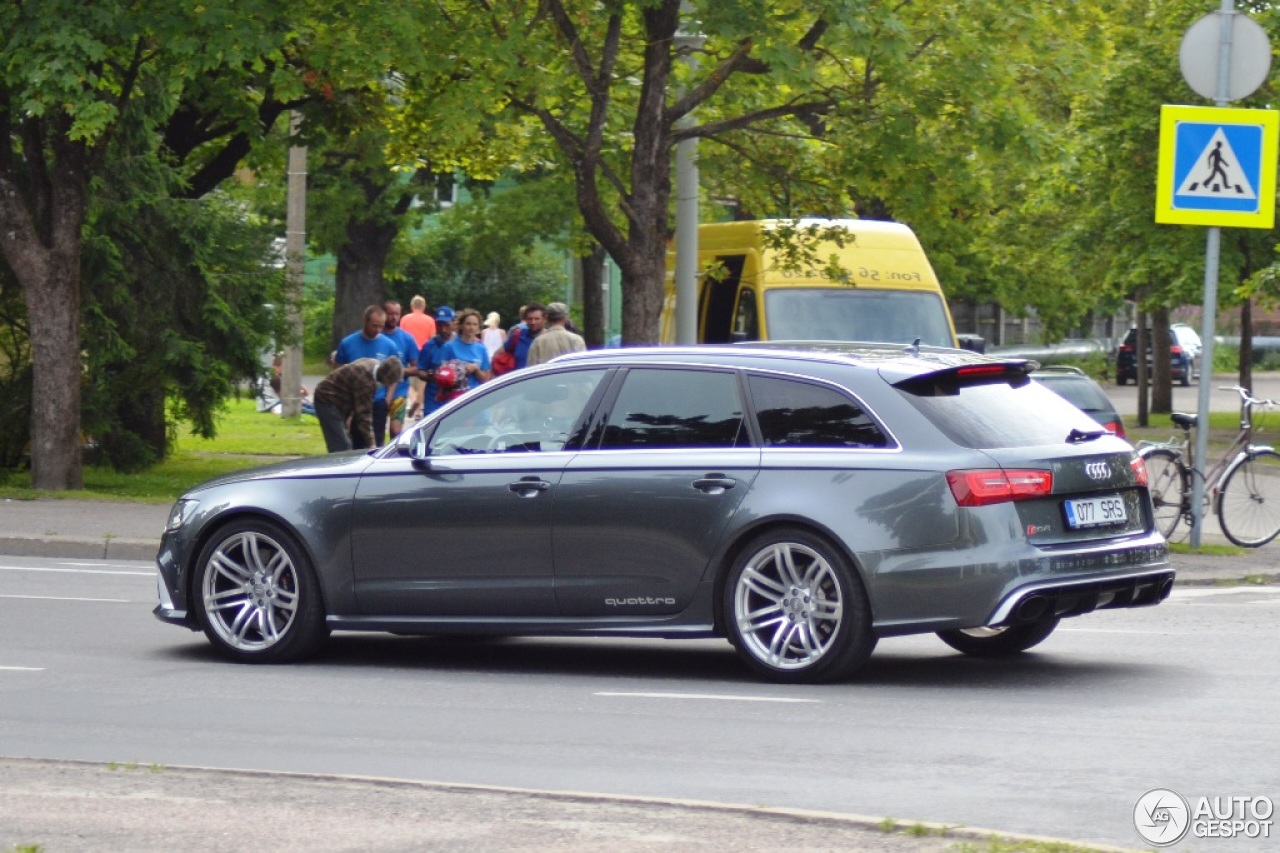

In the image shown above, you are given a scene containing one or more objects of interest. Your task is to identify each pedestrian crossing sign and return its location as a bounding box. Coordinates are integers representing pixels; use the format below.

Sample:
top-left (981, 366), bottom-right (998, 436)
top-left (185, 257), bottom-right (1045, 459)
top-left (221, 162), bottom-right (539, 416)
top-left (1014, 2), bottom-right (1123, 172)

top-left (1157, 105), bottom-right (1279, 228)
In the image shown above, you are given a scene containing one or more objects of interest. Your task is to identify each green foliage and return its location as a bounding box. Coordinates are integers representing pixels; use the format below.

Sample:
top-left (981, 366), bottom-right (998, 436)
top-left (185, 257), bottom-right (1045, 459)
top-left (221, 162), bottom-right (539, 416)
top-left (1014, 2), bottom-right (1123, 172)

top-left (1214, 344), bottom-right (1241, 374)
top-left (0, 266), bottom-right (31, 470)
top-left (78, 99), bottom-right (281, 471)
top-left (389, 193), bottom-right (570, 324)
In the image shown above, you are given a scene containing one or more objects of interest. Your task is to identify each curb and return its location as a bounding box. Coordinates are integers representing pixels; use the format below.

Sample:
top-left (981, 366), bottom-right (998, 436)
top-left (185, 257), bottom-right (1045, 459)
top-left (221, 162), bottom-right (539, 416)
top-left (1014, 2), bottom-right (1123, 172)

top-left (0, 535), bottom-right (157, 562)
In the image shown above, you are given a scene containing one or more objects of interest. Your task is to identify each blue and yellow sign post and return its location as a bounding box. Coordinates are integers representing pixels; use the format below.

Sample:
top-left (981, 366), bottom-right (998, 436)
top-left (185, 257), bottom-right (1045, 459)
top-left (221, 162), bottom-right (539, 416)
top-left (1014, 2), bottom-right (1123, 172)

top-left (1156, 105), bottom-right (1279, 228)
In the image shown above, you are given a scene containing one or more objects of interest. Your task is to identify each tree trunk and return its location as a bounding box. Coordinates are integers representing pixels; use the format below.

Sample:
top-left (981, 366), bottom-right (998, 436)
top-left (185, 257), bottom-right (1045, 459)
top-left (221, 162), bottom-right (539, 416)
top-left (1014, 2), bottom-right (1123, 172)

top-left (330, 218), bottom-right (397, 352)
top-left (1151, 307), bottom-right (1172, 415)
top-left (579, 243), bottom-right (608, 348)
top-left (0, 129), bottom-right (88, 490)
top-left (1240, 298), bottom-right (1253, 392)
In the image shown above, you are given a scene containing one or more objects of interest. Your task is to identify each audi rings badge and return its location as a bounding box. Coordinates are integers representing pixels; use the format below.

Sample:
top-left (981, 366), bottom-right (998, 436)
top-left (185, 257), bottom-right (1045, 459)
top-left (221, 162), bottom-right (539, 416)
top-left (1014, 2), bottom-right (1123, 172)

top-left (1085, 461), bottom-right (1110, 481)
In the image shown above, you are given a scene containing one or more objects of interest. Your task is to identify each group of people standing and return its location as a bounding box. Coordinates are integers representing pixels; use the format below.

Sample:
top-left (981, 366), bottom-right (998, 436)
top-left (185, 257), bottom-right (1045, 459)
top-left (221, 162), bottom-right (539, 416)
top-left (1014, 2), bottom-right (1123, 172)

top-left (312, 297), bottom-right (586, 453)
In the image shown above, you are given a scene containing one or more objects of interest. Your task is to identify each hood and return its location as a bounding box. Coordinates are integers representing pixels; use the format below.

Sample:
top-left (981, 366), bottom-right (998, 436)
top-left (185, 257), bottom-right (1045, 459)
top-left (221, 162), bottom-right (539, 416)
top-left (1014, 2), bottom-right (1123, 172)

top-left (186, 450), bottom-right (376, 494)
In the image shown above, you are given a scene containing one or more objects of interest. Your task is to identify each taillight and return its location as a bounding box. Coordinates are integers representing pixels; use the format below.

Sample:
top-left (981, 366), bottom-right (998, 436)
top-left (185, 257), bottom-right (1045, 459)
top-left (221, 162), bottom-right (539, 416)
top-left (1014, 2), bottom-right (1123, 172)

top-left (1131, 456), bottom-right (1149, 487)
top-left (1171, 346), bottom-right (1183, 355)
top-left (1102, 419), bottom-right (1126, 439)
top-left (946, 469), bottom-right (1053, 507)
top-left (1120, 345), bottom-right (1134, 353)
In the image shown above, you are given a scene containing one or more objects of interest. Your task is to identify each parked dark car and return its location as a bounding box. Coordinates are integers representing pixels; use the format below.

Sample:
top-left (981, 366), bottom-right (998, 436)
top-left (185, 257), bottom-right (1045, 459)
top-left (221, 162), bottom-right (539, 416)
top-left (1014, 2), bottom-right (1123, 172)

top-left (1032, 365), bottom-right (1126, 439)
top-left (155, 343), bottom-right (1173, 683)
top-left (1115, 327), bottom-right (1194, 386)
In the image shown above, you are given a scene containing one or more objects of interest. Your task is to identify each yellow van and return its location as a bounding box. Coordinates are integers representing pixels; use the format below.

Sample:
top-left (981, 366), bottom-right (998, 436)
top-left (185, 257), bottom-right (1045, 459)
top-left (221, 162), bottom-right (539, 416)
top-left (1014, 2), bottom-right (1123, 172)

top-left (661, 218), bottom-right (960, 348)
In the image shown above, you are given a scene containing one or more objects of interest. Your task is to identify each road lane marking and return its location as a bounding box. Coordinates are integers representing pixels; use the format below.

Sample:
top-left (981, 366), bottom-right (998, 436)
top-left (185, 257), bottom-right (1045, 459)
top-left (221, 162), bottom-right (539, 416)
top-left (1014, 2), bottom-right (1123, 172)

top-left (595, 692), bottom-right (818, 703)
top-left (0, 565), bottom-right (151, 577)
top-left (0, 666), bottom-right (44, 671)
top-left (1172, 586), bottom-right (1280, 598)
top-left (0, 594), bottom-right (130, 603)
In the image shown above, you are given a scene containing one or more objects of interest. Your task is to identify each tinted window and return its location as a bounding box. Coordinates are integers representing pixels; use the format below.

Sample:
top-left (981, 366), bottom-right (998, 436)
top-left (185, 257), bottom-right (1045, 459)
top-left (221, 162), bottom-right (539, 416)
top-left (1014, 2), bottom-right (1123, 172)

top-left (749, 375), bottom-right (891, 448)
top-left (1033, 376), bottom-right (1112, 415)
top-left (600, 369), bottom-right (746, 449)
top-left (900, 380), bottom-right (1104, 449)
top-left (429, 369), bottom-right (605, 455)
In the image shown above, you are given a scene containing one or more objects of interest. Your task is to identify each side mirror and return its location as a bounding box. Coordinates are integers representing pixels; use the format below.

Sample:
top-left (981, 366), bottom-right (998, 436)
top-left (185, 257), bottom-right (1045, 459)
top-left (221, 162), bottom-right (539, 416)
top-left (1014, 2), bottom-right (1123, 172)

top-left (398, 429), bottom-right (432, 463)
top-left (956, 333), bottom-right (986, 354)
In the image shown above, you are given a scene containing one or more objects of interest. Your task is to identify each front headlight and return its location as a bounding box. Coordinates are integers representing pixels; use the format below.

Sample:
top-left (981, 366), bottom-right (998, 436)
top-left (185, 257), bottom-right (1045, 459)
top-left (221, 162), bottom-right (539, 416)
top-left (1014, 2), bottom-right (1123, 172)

top-left (165, 498), bottom-right (199, 532)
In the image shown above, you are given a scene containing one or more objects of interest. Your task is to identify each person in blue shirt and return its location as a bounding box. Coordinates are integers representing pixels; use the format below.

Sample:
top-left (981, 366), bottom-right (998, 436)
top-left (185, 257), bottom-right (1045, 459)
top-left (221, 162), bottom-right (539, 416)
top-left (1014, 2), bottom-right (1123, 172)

top-left (417, 306), bottom-right (457, 416)
top-left (499, 302), bottom-right (546, 370)
top-left (436, 308), bottom-right (492, 403)
top-left (377, 300), bottom-right (420, 441)
top-left (333, 305), bottom-right (401, 444)
top-left (335, 305), bottom-right (401, 365)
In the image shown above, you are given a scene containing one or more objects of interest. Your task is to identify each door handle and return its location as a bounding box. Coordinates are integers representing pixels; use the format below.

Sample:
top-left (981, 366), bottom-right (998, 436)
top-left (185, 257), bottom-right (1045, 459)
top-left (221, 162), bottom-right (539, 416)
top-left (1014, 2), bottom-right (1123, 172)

top-left (509, 477), bottom-right (551, 497)
top-left (692, 475), bottom-right (737, 495)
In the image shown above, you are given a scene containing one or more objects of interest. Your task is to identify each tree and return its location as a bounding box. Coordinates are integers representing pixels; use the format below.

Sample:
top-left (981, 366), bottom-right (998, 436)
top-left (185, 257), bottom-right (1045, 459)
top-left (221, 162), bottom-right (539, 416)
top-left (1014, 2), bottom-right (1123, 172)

top-left (1, 1), bottom-right (428, 487)
top-left (0, 1), bottom-right (303, 487)
top-left (392, 2), bottom-right (1089, 344)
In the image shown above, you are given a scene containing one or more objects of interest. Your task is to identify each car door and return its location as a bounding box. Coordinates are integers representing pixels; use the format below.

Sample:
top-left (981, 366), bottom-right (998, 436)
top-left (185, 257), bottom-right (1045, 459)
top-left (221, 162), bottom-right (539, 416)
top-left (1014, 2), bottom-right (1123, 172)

top-left (553, 366), bottom-right (760, 616)
top-left (350, 368), bottom-right (609, 616)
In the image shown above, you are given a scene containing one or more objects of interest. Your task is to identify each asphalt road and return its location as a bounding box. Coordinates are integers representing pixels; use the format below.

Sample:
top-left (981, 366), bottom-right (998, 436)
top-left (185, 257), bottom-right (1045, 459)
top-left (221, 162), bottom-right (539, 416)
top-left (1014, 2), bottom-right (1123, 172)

top-left (1106, 371), bottom-right (1280, 417)
top-left (2, 554), bottom-right (1278, 851)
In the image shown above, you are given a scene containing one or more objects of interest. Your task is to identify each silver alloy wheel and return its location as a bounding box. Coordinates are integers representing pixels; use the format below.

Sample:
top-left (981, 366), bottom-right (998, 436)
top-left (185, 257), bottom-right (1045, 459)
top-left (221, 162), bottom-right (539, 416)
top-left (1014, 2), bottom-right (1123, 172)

top-left (201, 530), bottom-right (300, 652)
top-left (733, 541), bottom-right (843, 671)
top-left (957, 627), bottom-right (1006, 638)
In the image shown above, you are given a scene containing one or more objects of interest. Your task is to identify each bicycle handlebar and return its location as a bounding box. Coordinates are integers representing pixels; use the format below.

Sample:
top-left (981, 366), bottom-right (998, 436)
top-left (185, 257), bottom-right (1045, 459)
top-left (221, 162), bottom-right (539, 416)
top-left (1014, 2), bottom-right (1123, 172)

top-left (1217, 385), bottom-right (1280, 408)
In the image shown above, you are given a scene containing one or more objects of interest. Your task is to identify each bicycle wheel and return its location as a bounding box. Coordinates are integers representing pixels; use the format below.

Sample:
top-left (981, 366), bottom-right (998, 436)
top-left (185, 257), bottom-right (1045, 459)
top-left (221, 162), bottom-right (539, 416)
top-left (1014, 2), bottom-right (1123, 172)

top-left (1142, 448), bottom-right (1187, 540)
top-left (1218, 450), bottom-right (1280, 547)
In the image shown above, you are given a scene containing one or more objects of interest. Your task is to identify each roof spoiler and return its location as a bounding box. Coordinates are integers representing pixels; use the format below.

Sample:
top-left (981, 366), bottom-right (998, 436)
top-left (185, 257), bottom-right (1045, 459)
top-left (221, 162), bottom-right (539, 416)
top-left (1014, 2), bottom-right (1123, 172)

top-left (892, 360), bottom-right (1037, 395)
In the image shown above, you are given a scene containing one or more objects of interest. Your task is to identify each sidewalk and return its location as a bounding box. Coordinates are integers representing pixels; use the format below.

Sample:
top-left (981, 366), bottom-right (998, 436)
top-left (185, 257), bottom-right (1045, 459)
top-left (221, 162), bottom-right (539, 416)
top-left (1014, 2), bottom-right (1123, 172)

top-left (0, 497), bottom-right (1274, 584)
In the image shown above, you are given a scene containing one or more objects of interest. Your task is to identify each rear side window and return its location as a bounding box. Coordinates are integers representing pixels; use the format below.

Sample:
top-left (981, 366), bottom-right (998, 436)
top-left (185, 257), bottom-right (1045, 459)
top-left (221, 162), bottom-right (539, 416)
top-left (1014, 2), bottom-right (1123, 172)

top-left (900, 381), bottom-right (1102, 449)
top-left (600, 368), bottom-right (747, 449)
top-left (749, 375), bottom-right (891, 448)
top-left (1035, 377), bottom-right (1110, 414)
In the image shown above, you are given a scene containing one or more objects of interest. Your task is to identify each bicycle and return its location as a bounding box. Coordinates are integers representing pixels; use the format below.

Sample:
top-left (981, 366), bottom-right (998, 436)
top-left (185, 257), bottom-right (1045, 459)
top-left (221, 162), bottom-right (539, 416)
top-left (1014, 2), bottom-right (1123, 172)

top-left (1137, 386), bottom-right (1280, 547)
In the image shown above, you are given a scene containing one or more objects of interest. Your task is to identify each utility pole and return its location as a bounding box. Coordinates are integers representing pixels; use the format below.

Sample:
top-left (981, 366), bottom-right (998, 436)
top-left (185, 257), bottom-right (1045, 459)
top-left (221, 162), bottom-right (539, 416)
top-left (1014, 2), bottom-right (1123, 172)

top-left (281, 112), bottom-right (307, 418)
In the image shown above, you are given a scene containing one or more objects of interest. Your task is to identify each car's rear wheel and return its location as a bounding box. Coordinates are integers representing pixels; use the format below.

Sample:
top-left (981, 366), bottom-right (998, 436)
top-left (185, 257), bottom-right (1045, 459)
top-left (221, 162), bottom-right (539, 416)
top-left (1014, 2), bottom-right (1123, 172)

top-left (192, 519), bottom-right (328, 663)
top-left (936, 616), bottom-right (1060, 657)
top-left (724, 528), bottom-right (875, 683)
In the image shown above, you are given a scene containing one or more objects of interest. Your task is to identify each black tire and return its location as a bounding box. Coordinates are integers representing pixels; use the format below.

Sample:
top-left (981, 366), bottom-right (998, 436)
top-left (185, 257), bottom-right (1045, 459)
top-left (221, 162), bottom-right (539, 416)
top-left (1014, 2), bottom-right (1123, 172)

top-left (1218, 450), bottom-right (1280, 548)
top-left (1141, 448), bottom-right (1187, 540)
top-left (192, 518), bottom-right (329, 663)
top-left (1179, 372), bottom-right (1191, 387)
top-left (936, 616), bottom-right (1060, 657)
top-left (723, 527), bottom-right (876, 683)
top-left (1116, 373), bottom-right (1127, 386)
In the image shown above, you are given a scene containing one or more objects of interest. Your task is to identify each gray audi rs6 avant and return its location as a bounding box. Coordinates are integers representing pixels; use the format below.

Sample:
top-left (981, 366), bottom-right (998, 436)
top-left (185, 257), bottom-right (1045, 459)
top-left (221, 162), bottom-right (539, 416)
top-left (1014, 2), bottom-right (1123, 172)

top-left (155, 343), bottom-right (1173, 683)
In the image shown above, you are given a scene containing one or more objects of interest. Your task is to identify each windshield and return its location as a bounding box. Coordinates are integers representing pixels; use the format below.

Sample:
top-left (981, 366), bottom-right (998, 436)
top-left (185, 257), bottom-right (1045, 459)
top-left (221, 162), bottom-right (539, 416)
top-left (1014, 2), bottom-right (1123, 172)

top-left (763, 288), bottom-right (954, 347)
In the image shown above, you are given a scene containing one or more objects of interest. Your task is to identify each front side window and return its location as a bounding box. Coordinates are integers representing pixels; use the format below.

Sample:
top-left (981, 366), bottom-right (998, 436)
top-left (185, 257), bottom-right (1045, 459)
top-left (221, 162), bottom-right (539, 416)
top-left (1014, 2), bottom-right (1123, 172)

top-left (599, 368), bottom-right (747, 449)
top-left (428, 369), bottom-right (606, 455)
top-left (749, 375), bottom-right (891, 448)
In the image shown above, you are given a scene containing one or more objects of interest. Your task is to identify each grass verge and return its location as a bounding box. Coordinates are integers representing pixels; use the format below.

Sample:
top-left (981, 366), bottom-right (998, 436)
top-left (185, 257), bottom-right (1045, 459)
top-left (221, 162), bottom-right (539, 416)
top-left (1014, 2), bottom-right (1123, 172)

top-left (0, 398), bottom-right (327, 503)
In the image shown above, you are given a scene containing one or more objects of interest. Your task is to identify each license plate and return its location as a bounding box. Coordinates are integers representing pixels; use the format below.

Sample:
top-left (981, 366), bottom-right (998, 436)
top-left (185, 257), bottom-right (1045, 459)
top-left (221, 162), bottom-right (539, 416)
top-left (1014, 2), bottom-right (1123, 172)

top-left (1064, 495), bottom-right (1128, 528)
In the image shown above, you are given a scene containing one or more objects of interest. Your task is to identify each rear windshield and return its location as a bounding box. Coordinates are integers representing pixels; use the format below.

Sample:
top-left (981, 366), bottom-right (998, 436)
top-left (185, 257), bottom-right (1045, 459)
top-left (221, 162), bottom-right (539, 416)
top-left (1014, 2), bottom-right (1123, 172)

top-left (899, 379), bottom-right (1104, 449)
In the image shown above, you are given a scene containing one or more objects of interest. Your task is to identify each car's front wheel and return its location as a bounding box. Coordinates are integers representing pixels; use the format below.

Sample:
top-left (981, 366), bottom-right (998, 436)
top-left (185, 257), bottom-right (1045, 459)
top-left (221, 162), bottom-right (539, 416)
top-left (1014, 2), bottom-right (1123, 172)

top-left (192, 519), bottom-right (328, 663)
top-left (936, 616), bottom-right (1059, 657)
top-left (724, 528), bottom-right (875, 683)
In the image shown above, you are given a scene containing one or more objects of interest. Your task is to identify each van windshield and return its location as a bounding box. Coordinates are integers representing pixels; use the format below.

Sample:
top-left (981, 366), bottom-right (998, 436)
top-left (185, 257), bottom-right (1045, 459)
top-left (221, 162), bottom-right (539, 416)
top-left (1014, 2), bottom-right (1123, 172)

top-left (763, 289), bottom-right (954, 347)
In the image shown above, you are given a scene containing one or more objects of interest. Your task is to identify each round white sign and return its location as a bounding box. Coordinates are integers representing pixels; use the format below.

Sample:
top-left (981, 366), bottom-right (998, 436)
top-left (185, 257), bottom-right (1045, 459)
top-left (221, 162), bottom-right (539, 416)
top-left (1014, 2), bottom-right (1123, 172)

top-left (1180, 12), bottom-right (1271, 102)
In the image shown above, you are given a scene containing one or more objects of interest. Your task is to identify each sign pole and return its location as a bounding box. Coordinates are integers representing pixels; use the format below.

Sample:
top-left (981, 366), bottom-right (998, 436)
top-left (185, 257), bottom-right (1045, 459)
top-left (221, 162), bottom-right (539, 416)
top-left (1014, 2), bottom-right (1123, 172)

top-left (1190, 0), bottom-right (1236, 547)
